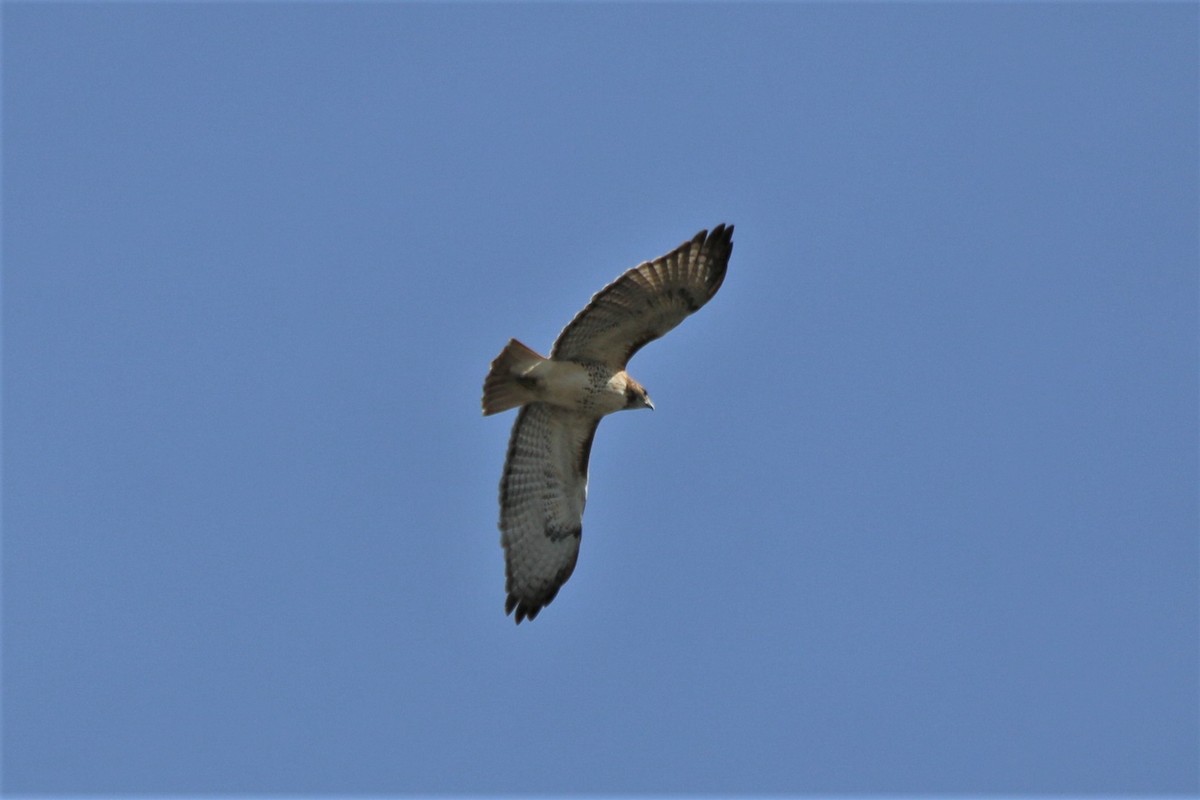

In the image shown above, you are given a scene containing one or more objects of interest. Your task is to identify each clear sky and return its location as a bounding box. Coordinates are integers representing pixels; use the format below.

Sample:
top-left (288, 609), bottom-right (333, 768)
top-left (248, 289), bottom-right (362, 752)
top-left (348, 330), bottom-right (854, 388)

top-left (3, 3), bottom-right (1197, 795)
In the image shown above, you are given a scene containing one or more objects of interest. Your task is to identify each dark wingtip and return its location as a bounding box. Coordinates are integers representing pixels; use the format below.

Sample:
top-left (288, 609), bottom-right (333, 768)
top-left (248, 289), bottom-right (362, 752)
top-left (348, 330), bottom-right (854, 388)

top-left (505, 593), bottom-right (545, 624)
top-left (698, 223), bottom-right (734, 293)
top-left (692, 223), bottom-right (734, 259)
top-left (506, 581), bottom-right (565, 624)
top-left (706, 222), bottom-right (734, 247)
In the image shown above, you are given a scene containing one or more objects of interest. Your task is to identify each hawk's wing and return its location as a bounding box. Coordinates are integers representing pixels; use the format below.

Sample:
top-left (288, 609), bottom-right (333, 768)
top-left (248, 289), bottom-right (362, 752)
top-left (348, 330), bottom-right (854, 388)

top-left (550, 224), bottom-right (734, 369)
top-left (499, 402), bottom-right (600, 623)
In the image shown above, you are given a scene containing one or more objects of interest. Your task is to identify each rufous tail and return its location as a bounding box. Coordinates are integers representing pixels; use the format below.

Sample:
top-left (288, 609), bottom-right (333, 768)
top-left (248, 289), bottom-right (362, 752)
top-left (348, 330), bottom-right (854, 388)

top-left (482, 339), bottom-right (547, 415)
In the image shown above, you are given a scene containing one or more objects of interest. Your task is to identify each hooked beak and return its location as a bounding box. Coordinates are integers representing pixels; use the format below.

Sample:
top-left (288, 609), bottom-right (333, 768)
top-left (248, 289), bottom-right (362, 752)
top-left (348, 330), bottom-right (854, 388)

top-left (645, 398), bottom-right (655, 411)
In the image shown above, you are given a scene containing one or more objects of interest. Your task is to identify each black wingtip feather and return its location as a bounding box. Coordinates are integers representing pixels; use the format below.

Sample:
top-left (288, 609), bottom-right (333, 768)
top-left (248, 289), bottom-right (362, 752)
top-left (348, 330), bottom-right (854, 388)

top-left (698, 223), bottom-right (734, 294)
top-left (507, 593), bottom-right (551, 624)
top-left (506, 575), bottom-right (569, 624)
top-left (704, 223), bottom-right (734, 254)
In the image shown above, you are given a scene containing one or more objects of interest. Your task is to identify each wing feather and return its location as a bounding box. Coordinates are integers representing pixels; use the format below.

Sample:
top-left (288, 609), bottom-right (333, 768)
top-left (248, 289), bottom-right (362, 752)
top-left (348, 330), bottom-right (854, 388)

top-left (550, 224), bottom-right (734, 368)
top-left (499, 403), bottom-right (600, 623)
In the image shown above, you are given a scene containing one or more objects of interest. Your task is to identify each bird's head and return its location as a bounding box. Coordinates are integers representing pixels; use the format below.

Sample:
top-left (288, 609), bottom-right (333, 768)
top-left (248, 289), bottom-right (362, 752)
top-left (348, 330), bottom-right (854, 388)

top-left (623, 376), bottom-right (654, 411)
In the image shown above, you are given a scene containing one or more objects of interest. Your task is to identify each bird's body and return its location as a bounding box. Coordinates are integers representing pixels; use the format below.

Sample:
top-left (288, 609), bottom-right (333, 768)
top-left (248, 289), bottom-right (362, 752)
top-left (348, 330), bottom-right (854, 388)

top-left (482, 224), bottom-right (734, 623)
top-left (484, 343), bottom-right (645, 418)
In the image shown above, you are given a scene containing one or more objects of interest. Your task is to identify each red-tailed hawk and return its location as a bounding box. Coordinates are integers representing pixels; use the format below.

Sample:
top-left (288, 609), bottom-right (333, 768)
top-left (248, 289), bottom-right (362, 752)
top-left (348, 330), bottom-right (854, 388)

top-left (482, 224), bottom-right (735, 623)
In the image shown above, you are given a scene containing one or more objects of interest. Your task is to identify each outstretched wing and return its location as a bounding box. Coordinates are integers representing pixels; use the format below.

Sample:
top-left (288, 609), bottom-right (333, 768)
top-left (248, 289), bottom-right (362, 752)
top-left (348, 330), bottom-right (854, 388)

top-left (550, 224), bottom-right (734, 369)
top-left (499, 402), bottom-right (600, 623)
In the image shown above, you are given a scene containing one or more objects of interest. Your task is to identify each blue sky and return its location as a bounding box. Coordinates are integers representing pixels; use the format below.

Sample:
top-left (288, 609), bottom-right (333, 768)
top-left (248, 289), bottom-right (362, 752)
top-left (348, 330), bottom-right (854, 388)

top-left (3, 3), bottom-right (1197, 795)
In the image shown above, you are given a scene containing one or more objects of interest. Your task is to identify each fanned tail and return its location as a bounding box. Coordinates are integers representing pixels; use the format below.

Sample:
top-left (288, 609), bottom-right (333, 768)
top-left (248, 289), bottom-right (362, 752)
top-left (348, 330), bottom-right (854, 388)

top-left (482, 339), bottom-right (547, 415)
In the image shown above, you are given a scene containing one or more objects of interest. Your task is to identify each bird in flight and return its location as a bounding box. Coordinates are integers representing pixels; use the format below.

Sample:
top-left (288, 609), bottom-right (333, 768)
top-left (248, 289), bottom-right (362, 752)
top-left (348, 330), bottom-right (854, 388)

top-left (482, 224), bottom-right (735, 623)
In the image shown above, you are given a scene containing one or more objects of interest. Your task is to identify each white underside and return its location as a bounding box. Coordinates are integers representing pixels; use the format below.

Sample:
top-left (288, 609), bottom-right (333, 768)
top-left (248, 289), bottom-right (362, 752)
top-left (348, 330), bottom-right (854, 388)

top-left (521, 360), bottom-right (628, 415)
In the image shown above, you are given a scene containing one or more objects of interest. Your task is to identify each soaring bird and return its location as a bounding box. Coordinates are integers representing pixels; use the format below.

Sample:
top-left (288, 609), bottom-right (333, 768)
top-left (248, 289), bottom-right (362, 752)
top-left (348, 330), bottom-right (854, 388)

top-left (482, 225), bottom-right (734, 622)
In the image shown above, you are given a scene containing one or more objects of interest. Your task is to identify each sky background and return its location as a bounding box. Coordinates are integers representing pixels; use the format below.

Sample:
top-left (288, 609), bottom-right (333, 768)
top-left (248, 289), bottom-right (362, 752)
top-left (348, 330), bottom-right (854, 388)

top-left (3, 3), bottom-right (1197, 796)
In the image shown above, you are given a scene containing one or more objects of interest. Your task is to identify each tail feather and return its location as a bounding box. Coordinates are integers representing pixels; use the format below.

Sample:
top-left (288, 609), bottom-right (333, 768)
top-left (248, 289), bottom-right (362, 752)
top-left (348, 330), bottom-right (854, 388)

top-left (482, 339), bottom-right (547, 415)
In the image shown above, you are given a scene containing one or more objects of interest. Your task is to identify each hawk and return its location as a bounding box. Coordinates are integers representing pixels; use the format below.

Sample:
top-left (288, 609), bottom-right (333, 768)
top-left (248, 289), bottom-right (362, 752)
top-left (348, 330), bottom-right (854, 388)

top-left (481, 224), bottom-right (735, 623)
